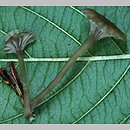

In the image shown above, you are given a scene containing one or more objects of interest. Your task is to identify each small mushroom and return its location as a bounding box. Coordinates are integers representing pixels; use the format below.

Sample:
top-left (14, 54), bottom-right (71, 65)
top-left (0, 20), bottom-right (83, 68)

top-left (3, 30), bottom-right (35, 121)
top-left (30, 9), bottom-right (127, 109)
top-left (82, 9), bottom-right (127, 41)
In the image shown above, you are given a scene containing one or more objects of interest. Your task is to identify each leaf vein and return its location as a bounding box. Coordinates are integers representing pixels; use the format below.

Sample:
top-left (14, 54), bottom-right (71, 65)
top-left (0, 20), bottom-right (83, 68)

top-left (20, 6), bottom-right (82, 47)
top-left (72, 64), bottom-right (130, 124)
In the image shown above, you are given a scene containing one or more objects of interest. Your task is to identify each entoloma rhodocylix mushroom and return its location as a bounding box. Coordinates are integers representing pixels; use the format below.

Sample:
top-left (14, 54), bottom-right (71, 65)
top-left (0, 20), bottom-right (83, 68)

top-left (3, 30), bottom-right (35, 121)
top-left (30, 9), bottom-right (127, 110)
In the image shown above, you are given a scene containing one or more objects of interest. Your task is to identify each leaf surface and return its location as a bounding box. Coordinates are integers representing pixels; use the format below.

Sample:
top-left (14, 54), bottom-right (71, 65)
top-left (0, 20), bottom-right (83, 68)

top-left (0, 6), bottom-right (130, 124)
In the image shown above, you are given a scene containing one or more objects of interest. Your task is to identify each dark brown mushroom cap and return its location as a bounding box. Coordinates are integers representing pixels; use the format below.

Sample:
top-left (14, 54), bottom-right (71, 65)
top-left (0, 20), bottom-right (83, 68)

top-left (82, 9), bottom-right (127, 41)
top-left (3, 30), bottom-right (35, 54)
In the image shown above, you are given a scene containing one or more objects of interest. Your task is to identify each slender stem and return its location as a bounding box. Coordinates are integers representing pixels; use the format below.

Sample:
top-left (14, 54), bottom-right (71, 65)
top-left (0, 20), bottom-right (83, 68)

top-left (31, 35), bottom-right (97, 109)
top-left (17, 51), bottom-right (32, 120)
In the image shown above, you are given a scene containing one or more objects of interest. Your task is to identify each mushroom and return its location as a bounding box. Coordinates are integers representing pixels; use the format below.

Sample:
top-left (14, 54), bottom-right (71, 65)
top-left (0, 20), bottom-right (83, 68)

top-left (30, 9), bottom-right (127, 109)
top-left (82, 9), bottom-right (127, 41)
top-left (3, 30), bottom-right (35, 121)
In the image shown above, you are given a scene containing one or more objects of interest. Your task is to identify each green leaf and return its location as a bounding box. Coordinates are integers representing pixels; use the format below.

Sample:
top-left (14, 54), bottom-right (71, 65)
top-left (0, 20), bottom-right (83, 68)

top-left (0, 6), bottom-right (130, 124)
